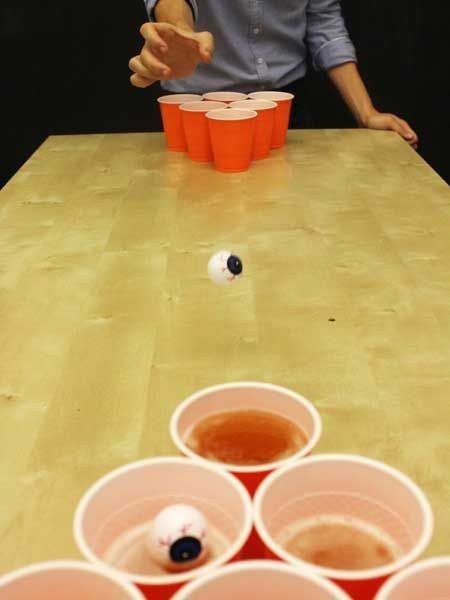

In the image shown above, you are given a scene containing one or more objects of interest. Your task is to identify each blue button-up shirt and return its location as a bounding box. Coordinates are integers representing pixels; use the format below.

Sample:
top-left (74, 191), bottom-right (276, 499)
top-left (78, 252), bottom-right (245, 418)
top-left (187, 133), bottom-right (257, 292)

top-left (144, 0), bottom-right (357, 93)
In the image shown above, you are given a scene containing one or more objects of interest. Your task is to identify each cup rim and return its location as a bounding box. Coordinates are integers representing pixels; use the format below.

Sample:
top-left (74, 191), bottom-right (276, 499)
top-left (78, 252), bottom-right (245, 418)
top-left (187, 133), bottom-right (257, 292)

top-left (253, 453), bottom-right (434, 582)
top-left (0, 560), bottom-right (145, 598)
top-left (374, 556), bottom-right (450, 599)
top-left (73, 456), bottom-right (253, 586)
top-left (248, 91), bottom-right (294, 101)
top-left (171, 559), bottom-right (352, 600)
top-left (228, 100), bottom-right (277, 111)
top-left (202, 92), bottom-right (248, 101)
top-left (206, 108), bottom-right (258, 121)
top-left (180, 101), bottom-right (227, 112)
top-left (157, 94), bottom-right (202, 104)
top-left (169, 381), bottom-right (322, 473)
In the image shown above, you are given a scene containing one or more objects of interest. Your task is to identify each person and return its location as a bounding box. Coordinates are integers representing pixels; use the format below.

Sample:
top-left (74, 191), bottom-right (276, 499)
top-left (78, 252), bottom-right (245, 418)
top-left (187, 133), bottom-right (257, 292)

top-left (129, 0), bottom-right (418, 146)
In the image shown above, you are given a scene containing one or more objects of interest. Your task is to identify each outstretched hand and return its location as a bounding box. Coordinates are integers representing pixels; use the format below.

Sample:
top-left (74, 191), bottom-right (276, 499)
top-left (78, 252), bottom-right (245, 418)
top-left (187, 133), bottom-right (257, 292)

top-left (365, 111), bottom-right (418, 149)
top-left (129, 23), bottom-right (214, 88)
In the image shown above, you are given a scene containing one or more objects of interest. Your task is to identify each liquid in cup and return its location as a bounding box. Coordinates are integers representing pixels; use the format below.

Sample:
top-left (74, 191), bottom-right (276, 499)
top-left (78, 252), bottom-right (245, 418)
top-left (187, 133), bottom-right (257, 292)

top-left (253, 454), bottom-right (434, 599)
top-left (185, 408), bottom-right (309, 466)
top-left (170, 382), bottom-right (322, 496)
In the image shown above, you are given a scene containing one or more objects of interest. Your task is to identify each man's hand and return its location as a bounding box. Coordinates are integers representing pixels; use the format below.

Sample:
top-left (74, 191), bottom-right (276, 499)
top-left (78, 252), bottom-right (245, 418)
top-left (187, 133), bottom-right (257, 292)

top-left (363, 111), bottom-right (419, 149)
top-left (328, 63), bottom-right (419, 149)
top-left (129, 23), bottom-right (214, 88)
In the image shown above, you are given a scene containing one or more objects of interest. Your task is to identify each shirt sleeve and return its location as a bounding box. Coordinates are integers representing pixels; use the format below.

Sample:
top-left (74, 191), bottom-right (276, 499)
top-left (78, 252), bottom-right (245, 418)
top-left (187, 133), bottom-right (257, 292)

top-left (144, 0), bottom-right (198, 23)
top-left (306, 0), bottom-right (357, 71)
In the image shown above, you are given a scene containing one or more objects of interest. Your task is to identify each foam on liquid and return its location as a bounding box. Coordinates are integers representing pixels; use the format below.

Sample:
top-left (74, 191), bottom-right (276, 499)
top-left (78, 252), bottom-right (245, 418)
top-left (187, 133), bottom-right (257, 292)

top-left (185, 408), bottom-right (309, 466)
top-left (276, 515), bottom-right (403, 571)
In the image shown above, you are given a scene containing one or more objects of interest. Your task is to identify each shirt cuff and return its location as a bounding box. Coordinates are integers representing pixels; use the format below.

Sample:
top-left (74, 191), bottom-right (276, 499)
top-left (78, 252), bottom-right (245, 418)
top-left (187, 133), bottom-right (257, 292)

top-left (312, 36), bottom-right (357, 71)
top-left (145, 0), bottom-right (198, 22)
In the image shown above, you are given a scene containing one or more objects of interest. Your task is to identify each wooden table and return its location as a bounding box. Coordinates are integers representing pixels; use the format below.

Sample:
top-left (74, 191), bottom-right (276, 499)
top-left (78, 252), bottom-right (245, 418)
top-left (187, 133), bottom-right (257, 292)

top-left (1, 131), bottom-right (449, 571)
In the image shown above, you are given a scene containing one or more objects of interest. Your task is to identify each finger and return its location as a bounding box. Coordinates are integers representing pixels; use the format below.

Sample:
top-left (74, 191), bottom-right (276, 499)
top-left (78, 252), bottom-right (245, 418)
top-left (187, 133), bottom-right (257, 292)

top-left (129, 56), bottom-right (159, 80)
top-left (198, 32), bottom-right (215, 63)
top-left (140, 47), bottom-right (171, 78)
top-left (140, 22), bottom-right (169, 53)
top-left (130, 73), bottom-right (157, 88)
top-left (395, 117), bottom-right (418, 145)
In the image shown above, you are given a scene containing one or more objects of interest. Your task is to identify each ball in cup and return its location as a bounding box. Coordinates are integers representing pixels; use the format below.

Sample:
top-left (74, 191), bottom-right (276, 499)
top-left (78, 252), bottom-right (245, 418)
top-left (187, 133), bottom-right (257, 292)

top-left (147, 504), bottom-right (209, 573)
top-left (74, 457), bottom-right (253, 599)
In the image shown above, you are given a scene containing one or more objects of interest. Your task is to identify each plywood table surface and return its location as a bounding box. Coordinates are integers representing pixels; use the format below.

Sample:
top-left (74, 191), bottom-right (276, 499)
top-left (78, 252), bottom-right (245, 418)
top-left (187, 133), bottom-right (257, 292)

top-left (1, 131), bottom-right (449, 571)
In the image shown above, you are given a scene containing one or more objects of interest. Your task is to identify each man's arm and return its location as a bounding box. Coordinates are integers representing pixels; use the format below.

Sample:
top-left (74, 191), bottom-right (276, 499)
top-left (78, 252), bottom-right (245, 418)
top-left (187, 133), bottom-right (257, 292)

top-left (306, 0), bottom-right (418, 146)
top-left (153, 0), bottom-right (195, 31)
top-left (328, 62), bottom-right (417, 145)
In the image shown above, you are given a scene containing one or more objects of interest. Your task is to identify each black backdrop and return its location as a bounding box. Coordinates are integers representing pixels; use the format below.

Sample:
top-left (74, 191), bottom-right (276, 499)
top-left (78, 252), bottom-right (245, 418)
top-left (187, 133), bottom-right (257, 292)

top-left (1, 0), bottom-right (449, 188)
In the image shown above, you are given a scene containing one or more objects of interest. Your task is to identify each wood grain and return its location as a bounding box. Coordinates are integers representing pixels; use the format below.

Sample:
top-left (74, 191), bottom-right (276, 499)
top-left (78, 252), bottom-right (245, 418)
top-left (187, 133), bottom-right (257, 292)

top-left (1, 130), bottom-right (449, 570)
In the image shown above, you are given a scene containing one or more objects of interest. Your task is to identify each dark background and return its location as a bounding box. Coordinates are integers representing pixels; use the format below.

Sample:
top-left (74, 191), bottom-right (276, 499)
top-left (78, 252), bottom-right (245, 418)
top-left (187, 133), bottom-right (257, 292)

top-left (1, 0), bottom-right (449, 188)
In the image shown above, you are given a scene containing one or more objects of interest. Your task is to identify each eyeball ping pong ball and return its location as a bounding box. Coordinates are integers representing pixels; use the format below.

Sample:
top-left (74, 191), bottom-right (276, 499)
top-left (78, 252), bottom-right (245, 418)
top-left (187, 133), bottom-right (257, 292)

top-left (147, 504), bottom-right (208, 572)
top-left (207, 250), bottom-right (243, 285)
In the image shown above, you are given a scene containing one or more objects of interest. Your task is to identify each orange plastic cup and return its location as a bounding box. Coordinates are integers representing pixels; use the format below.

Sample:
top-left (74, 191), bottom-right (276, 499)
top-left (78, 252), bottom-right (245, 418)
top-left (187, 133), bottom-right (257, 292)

top-left (202, 92), bottom-right (248, 103)
top-left (375, 557), bottom-right (450, 600)
top-left (0, 561), bottom-right (145, 600)
top-left (248, 91), bottom-right (294, 148)
top-left (206, 109), bottom-right (257, 172)
top-left (253, 454), bottom-right (434, 600)
top-left (74, 457), bottom-right (253, 600)
top-left (180, 101), bottom-right (227, 162)
top-left (157, 94), bottom-right (202, 151)
top-left (170, 381), bottom-right (322, 497)
top-left (171, 560), bottom-right (352, 600)
top-left (229, 99), bottom-right (277, 159)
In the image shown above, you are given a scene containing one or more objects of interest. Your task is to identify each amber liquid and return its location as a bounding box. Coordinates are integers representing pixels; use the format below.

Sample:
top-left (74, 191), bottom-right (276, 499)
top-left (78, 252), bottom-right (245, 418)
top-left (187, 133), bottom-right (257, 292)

top-left (185, 409), bottom-right (308, 466)
top-left (278, 516), bottom-right (402, 571)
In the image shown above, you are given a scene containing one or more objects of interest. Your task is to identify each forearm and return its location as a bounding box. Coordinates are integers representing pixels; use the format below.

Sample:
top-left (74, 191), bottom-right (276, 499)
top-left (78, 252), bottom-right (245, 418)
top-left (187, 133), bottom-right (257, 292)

top-left (328, 62), bottom-right (377, 126)
top-left (154, 0), bottom-right (194, 31)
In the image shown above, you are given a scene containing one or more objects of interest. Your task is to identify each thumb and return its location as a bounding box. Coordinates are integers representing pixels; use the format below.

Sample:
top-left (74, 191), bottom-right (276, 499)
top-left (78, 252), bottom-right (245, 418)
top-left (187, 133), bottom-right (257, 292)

top-left (197, 32), bottom-right (214, 63)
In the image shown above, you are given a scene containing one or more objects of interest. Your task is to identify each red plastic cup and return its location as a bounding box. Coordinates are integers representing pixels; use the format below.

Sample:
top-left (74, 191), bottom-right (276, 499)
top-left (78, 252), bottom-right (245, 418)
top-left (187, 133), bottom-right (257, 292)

top-left (170, 382), bottom-right (322, 496)
top-left (157, 94), bottom-right (202, 151)
top-left (0, 561), bottom-right (145, 600)
top-left (375, 557), bottom-right (450, 599)
top-left (229, 100), bottom-right (277, 160)
top-left (248, 91), bottom-right (294, 148)
top-left (171, 560), bottom-right (352, 600)
top-left (202, 92), bottom-right (248, 103)
top-left (253, 454), bottom-right (434, 600)
top-left (180, 101), bottom-right (227, 162)
top-left (74, 457), bottom-right (253, 600)
top-left (206, 109), bottom-right (258, 172)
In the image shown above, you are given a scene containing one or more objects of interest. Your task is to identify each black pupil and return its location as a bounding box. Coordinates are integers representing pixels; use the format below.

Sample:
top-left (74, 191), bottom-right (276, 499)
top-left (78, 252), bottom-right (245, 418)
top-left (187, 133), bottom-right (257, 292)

top-left (227, 255), bottom-right (242, 276)
top-left (169, 537), bottom-right (202, 563)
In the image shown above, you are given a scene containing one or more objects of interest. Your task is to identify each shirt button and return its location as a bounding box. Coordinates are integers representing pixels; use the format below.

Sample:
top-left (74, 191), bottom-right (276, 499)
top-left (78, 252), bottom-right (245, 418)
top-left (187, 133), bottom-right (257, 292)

top-left (253, 27), bottom-right (260, 35)
top-left (257, 57), bottom-right (264, 64)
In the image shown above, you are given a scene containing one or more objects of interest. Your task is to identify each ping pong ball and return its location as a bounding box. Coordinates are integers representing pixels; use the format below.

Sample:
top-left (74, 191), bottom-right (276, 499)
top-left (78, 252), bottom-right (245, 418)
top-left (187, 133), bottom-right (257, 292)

top-left (147, 504), bottom-right (208, 572)
top-left (207, 250), bottom-right (243, 285)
